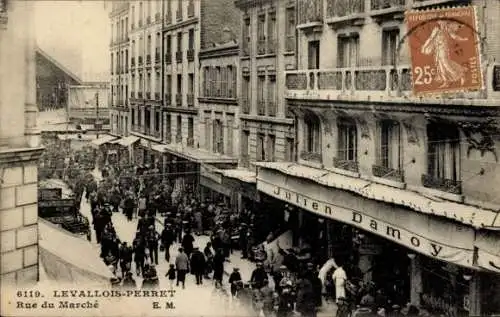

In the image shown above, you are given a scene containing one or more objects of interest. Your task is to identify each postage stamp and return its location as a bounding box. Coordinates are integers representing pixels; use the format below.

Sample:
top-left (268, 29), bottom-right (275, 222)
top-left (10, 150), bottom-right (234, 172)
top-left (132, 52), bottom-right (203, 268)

top-left (405, 6), bottom-right (483, 95)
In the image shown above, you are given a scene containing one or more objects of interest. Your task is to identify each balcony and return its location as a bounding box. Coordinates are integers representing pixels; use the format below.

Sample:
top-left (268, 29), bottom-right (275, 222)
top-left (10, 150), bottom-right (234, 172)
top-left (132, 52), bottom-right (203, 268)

top-left (370, 0), bottom-right (406, 21)
top-left (146, 54), bottom-right (151, 65)
top-left (371, 0), bottom-right (406, 10)
top-left (146, 92), bottom-right (151, 100)
top-left (165, 132), bottom-right (172, 143)
top-left (268, 101), bottom-right (277, 116)
top-left (285, 66), bottom-right (413, 101)
top-left (176, 94), bottom-right (182, 106)
top-left (138, 56), bottom-right (143, 66)
top-left (187, 49), bottom-right (195, 62)
top-left (326, 0), bottom-right (365, 24)
top-left (138, 92), bottom-right (143, 99)
top-left (241, 98), bottom-right (250, 114)
top-left (165, 53), bottom-right (172, 65)
top-left (257, 101), bottom-right (266, 116)
top-left (175, 134), bottom-right (182, 143)
top-left (187, 137), bottom-right (194, 147)
top-left (257, 38), bottom-right (266, 55)
top-left (298, 0), bottom-right (324, 28)
top-left (372, 164), bottom-right (404, 183)
top-left (333, 157), bottom-right (359, 173)
top-left (422, 174), bottom-right (462, 195)
top-left (300, 151), bottom-right (322, 162)
top-left (175, 51), bottom-right (183, 63)
top-left (285, 36), bottom-right (295, 53)
top-left (155, 12), bottom-right (161, 23)
top-left (267, 39), bottom-right (276, 54)
top-left (155, 92), bottom-right (161, 101)
top-left (187, 93), bottom-right (194, 107)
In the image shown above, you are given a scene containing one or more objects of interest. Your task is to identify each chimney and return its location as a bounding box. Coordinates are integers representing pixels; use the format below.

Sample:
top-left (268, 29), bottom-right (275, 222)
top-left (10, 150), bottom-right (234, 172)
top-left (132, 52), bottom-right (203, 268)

top-left (221, 27), bottom-right (233, 44)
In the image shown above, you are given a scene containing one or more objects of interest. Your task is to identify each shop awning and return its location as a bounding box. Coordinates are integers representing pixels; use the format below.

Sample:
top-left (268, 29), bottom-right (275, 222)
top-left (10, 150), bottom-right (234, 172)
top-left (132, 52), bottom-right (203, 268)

top-left (152, 143), bottom-right (238, 164)
top-left (38, 218), bottom-right (114, 287)
top-left (256, 162), bottom-right (500, 229)
top-left (90, 134), bottom-right (117, 147)
top-left (221, 168), bottom-right (256, 184)
top-left (118, 135), bottom-right (139, 147)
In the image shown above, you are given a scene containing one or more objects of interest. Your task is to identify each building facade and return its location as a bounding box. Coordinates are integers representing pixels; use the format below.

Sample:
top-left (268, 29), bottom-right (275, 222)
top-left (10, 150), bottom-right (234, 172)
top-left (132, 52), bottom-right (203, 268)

top-left (109, 1), bottom-right (131, 137)
top-left (0, 0), bottom-right (43, 285)
top-left (255, 0), bottom-right (500, 316)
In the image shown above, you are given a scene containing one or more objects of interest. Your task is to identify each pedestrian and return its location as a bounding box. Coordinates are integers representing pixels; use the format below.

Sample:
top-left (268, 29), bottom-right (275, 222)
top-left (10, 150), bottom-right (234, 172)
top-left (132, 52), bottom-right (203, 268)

top-left (133, 237), bottom-right (145, 277)
top-left (204, 242), bottom-right (214, 279)
top-left (260, 279), bottom-right (275, 317)
top-left (119, 242), bottom-right (132, 279)
top-left (239, 223), bottom-right (249, 259)
top-left (181, 229), bottom-right (195, 258)
top-left (194, 208), bottom-right (203, 235)
top-left (138, 193), bottom-right (147, 218)
top-left (251, 262), bottom-right (268, 290)
top-left (296, 278), bottom-right (317, 317)
top-left (174, 213), bottom-right (183, 243)
top-left (212, 248), bottom-right (225, 288)
top-left (166, 263), bottom-right (176, 290)
top-left (276, 283), bottom-right (295, 317)
top-left (146, 226), bottom-right (159, 265)
top-left (331, 264), bottom-right (347, 303)
top-left (304, 262), bottom-right (323, 308)
top-left (229, 267), bottom-right (242, 298)
top-left (175, 247), bottom-right (189, 289)
top-left (161, 223), bottom-right (175, 262)
top-left (189, 246), bottom-right (205, 285)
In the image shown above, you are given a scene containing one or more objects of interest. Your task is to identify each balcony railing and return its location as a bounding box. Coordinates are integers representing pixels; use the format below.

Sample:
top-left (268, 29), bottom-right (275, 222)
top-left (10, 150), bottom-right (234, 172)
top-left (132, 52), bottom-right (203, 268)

top-left (187, 1), bottom-right (195, 17)
top-left (257, 38), bottom-right (266, 55)
top-left (155, 92), bottom-right (161, 101)
top-left (187, 49), bottom-right (195, 62)
top-left (165, 53), bottom-right (172, 65)
top-left (164, 94), bottom-right (171, 106)
top-left (175, 134), bottom-right (182, 143)
top-left (138, 56), bottom-right (143, 65)
top-left (422, 174), bottom-right (462, 195)
top-left (372, 164), bottom-right (404, 182)
top-left (187, 94), bottom-right (194, 107)
top-left (176, 94), bottom-right (182, 106)
top-left (267, 39), bottom-right (276, 54)
top-left (298, 0), bottom-right (324, 25)
top-left (285, 66), bottom-right (413, 96)
top-left (371, 0), bottom-right (406, 10)
top-left (165, 132), bottom-right (172, 143)
top-left (187, 137), bottom-right (194, 147)
top-left (300, 151), bottom-right (322, 162)
top-left (285, 36), bottom-right (295, 52)
top-left (146, 92), bottom-right (151, 100)
top-left (138, 92), bottom-right (143, 99)
top-left (333, 157), bottom-right (359, 173)
top-left (257, 101), bottom-right (266, 115)
top-left (155, 12), bottom-right (161, 22)
top-left (326, 0), bottom-right (365, 18)
top-left (146, 54), bottom-right (151, 65)
top-left (175, 51), bottom-right (183, 63)
top-left (268, 101), bottom-right (277, 116)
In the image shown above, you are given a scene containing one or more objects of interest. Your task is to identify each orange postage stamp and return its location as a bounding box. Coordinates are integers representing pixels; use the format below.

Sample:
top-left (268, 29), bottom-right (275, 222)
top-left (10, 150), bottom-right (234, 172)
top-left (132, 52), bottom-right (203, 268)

top-left (405, 6), bottom-right (482, 95)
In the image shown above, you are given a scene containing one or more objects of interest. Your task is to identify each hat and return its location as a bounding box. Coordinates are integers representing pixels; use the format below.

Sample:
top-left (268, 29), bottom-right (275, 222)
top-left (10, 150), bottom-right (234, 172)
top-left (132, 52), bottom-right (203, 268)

top-left (307, 262), bottom-right (314, 268)
top-left (233, 267), bottom-right (239, 271)
top-left (256, 262), bottom-right (263, 266)
top-left (279, 265), bottom-right (287, 271)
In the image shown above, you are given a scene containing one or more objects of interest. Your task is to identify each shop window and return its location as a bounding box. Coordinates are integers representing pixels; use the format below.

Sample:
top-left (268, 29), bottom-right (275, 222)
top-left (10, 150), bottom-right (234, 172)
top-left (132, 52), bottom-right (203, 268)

top-left (374, 119), bottom-right (403, 182)
top-left (303, 111), bottom-right (321, 161)
top-left (423, 122), bottom-right (461, 194)
top-left (335, 118), bottom-right (358, 172)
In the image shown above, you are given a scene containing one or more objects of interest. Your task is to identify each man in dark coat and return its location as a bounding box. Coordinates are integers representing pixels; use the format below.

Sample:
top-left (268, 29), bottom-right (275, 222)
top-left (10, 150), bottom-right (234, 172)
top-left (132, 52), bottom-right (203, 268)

top-left (181, 229), bottom-right (195, 258)
top-left (161, 223), bottom-right (175, 262)
top-left (133, 236), bottom-right (145, 276)
top-left (119, 242), bottom-right (133, 279)
top-left (212, 248), bottom-right (225, 287)
top-left (251, 262), bottom-right (268, 290)
top-left (304, 263), bottom-right (323, 308)
top-left (146, 226), bottom-right (159, 265)
top-left (189, 247), bottom-right (206, 285)
top-left (239, 223), bottom-right (249, 259)
top-left (296, 278), bottom-right (317, 317)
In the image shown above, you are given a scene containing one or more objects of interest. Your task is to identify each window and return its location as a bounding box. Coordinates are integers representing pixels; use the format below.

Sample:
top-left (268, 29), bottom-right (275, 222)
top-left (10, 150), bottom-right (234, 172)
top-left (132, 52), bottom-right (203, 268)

top-left (267, 134), bottom-right (276, 162)
top-left (228, 66), bottom-right (236, 97)
top-left (308, 41), bottom-right (320, 69)
top-left (241, 130), bottom-right (249, 157)
top-left (166, 35), bottom-right (172, 54)
top-left (177, 0), bottom-right (182, 20)
top-left (166, 75), bottom-right (172, 101)
top-left (110, 53), bottom-right (114, 74)
top-left (155, 111), bottom-right (160, 132)
top-left (227, 116), bottom-right (234, 155)
top-left (155, 71), bottom-right (160, 96)
top-left (221, 67), bottom-right (227, 97)
top-left (203, 67), bottom-right (209, 96)
top-left (267, 12), bottom-right (276, 54)
top-left (267, 75), bottom-right (276, 116)
top-left (166, 114), bottom-right (171, 138)
top-left (188, 117), bottom-right (194, 143)
top-left (425, 122), bottom-right (461, 192)
top-left (286, 7), bottom-right (296, 52)
top-left (145, 108), bottom-right (151, 131)
top-left (257, 76), bottom-right (265, 115)
top-left (177, 74), bottom-right (182, 94)
top-left (304, 112), bottom-right (321, 155)
top-left (382, 29), bottom-right (400, 66)
top-left (188, 73), bottom-right (194, 94)
top-left (242, 75), bottom-right (250, 113)
top-left (177, 32), bottom-right (182, 52)
top-left (257, 15), bottom-right (266, 55)
top-left (256, 133), bottom-right (266, 161)
top-left (132, 109), bottom-right (136, 125)
top-left (338, 35), bottom-right (360, 68)
top-left (147, 35), bottom-right (152, 56)
top-left (204, 114), bottom-right (211, 150)
top-left (213, 119), bottom-right (224, 154)
top-left (379, 120), bottom-right (401, 170)
top-left (188, 29), bottom-right (194, 50)
top-left (285, 138), bottom-right (295, 162)
top-left (337, 118), bottom-right (358, 162)
top-left (243, 18), bottom-right (251, 55)
top-left (176, 115), bottom-right (182, 136)
top-left (215, 67), bottom-right (221, 97)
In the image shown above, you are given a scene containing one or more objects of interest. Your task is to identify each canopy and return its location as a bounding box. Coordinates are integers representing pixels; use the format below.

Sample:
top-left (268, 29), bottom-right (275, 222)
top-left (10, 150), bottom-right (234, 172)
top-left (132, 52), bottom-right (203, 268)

top-left (117, 135), bottom-right (139, 147)
top-left (90, 134), bottom-right (117, 147)
top-left (38, 218), bottom-right (113, 287)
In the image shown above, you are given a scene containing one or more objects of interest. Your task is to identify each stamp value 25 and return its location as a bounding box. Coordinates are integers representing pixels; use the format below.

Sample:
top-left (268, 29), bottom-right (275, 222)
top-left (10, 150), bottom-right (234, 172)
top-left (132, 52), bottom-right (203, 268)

top-left (405, 6), bottom-right (483, 95)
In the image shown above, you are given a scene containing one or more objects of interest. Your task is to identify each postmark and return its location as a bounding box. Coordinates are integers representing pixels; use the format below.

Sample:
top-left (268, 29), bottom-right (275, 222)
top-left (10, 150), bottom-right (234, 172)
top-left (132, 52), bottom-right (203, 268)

top-left (405, 6), bottom-right (483, 95)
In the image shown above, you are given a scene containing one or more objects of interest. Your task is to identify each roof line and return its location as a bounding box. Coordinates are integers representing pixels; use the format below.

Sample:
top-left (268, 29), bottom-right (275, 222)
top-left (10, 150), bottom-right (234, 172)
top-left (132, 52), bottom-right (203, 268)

top-left (35, 45), bottom-right (83, 85)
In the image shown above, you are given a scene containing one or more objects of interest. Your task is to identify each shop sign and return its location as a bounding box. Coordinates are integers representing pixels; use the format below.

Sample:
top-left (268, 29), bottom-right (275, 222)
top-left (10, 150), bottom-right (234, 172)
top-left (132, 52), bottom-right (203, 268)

top-left (258, 181), bottom-right (475, 268)
top-left (38, 188), bottom-right (62, 201)
top-left (201, 165), bottom-right (222, 184)
top-left (420, 293), bottom-right (454, 313)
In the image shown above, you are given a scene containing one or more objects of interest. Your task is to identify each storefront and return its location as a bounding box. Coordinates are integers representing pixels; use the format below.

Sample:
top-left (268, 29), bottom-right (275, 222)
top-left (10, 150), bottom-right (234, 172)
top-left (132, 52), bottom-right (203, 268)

top-left (200, 164), bottom-right (233, 207)
top-left (116, 135), bottom-right (139, 164)
top-left (256, 162), bottom-right (500, 316)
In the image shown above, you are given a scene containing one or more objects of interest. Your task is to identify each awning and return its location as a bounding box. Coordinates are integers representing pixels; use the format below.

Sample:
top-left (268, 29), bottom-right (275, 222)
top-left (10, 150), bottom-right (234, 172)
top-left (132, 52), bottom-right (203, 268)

top-left (38, 218), bottom-right (114, 286)
top-left (117, 135), bottom-right (140, 147)
top-left (90, 134), bottom-right (117, 147)
top-left (152, 143), bottom-right (238, 164)
top-left (221, 168), bottom-right (256, 184)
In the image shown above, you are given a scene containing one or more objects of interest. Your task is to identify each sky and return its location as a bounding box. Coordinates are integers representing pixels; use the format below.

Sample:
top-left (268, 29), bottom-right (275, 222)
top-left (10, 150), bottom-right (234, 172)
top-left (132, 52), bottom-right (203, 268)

top-left (34, 0), bottom-right (110, 83)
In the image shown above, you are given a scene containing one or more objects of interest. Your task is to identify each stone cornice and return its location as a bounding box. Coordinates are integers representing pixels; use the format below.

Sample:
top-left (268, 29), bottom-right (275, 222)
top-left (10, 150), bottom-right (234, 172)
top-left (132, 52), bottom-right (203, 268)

top-left (199, 46), bottom-right (239, 59)
top-left (198, 97), bottom-right (238, 105)
top-left (0, 147), bottom-right (44, 167)
top-left (161, 106), bottom-right (198, 115)
top-left (162, 17), bottom-right (198, 32)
